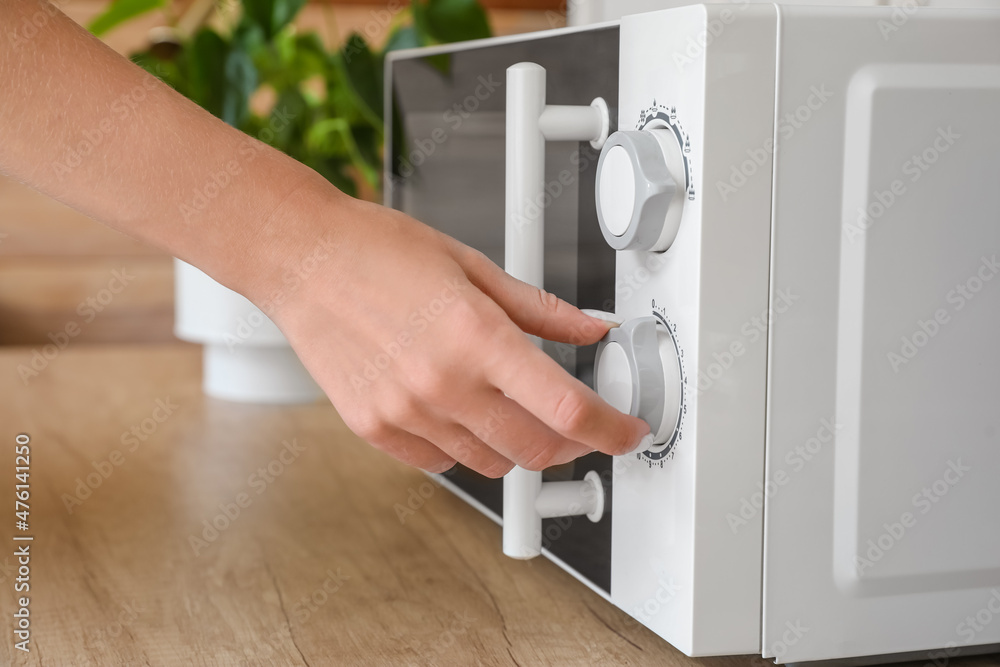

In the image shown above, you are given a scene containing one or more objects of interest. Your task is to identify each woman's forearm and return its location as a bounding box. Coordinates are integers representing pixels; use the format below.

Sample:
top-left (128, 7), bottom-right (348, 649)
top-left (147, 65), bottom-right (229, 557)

top-left (0, 0), bottom-right (336, 296)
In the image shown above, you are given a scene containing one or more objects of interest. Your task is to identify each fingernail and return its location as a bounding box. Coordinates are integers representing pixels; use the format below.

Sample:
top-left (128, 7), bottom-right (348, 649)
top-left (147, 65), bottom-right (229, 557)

top-left (581, 309), bottom-right (623, 327)
top-left (630, 434), bottom-right (655, 454)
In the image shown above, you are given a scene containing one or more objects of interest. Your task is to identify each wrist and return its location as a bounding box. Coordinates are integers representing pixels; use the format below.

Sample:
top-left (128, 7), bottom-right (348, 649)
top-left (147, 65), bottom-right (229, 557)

top-left (217, 166), bottom-right (355, 317)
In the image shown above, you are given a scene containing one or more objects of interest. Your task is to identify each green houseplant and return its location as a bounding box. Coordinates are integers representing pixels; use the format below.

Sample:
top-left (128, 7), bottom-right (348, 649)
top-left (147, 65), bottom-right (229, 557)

top-left (90, 0), bottom-right (493, 199)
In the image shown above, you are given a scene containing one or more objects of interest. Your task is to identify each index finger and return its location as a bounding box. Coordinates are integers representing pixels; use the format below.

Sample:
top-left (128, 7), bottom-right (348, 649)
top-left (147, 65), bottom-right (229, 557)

top-left (485, 328), bottom-right (651, 456)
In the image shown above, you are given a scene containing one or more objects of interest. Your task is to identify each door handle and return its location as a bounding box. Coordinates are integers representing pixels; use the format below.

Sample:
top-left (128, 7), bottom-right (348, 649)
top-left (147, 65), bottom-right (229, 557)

top-left (503, 62), bottom-right (610, 560)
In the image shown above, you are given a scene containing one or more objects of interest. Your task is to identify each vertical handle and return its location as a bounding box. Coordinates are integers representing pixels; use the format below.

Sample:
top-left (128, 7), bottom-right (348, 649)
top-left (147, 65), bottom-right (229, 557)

top-left (503, 63), bottom-right (548, 560)
top-left (504, 63), bottom-right (547, 290)
top-left (502, 62), bottom-right (610, 560)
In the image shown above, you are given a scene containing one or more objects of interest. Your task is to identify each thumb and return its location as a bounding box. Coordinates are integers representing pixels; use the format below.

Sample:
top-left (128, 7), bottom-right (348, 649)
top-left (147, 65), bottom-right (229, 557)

top-left (456, 246), bottom-right (618, 345)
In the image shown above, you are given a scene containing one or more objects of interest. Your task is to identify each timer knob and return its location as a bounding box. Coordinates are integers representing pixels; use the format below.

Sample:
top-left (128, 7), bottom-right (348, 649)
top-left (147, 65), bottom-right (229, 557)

top-left (594, 317), bottom-right (682, 448)
top-left (595, 130), bottom-right (686, 252)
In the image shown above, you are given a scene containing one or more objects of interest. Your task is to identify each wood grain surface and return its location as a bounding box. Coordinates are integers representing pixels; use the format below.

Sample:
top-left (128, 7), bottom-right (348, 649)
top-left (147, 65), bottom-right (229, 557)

top-left (0, 344), bottom-right (998, 666)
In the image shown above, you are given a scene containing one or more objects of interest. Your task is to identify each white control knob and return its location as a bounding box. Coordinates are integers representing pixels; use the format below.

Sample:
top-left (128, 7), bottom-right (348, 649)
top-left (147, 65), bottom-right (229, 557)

top-left (594, 317), bottom-right (682, 447)
top-left (596, 130), bottom-right (686, 252)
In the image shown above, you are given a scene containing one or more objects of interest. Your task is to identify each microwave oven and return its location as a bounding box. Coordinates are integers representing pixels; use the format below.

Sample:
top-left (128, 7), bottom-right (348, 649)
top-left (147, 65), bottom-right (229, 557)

top-left (384, 3), bottom-right (1000, 663)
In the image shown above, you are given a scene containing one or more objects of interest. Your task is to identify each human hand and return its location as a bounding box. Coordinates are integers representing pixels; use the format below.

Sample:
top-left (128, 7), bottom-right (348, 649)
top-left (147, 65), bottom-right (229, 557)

top-left (254, 189), bottom-right (651, 478)
top-left (0, 0), bottom-right (652, 478)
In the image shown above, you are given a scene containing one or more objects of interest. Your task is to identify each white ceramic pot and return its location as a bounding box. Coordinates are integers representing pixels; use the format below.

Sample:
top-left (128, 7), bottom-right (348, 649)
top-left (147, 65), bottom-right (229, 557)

top-left (173, 259), bottom-right (322, 404)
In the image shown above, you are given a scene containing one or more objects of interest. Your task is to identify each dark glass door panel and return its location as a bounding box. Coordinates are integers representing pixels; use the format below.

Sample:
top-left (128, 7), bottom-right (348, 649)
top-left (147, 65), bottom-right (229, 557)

top-left (388, 26), bottom-right (620, 593)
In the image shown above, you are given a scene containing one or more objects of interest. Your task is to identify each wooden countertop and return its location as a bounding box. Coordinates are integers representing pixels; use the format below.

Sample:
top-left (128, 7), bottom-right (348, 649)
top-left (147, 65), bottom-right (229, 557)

top-left (1, 344), bottom-right (997, 666)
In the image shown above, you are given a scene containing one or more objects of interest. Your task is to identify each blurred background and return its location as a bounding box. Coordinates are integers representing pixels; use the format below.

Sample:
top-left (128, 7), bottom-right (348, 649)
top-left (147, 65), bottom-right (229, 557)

top-left (0, 0), bottom-right (565, 351)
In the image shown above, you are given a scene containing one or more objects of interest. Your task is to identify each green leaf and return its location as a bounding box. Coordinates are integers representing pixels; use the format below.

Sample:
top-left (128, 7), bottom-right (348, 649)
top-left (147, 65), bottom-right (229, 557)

top-left (410, 1), bottom-right (434, 43)
top-left (267, 89), bottom-right (310, 150)
top-left (241, 0), bottom-right (307, 40)
top-left (311, 158), bottom-right (357, 198)
top-left (306, 118), bottom-right (379, 188)
top-left (112, 0), bottom-right (493, 200)
top-left (294, 33), bottom-right (332, 71)
top-left (423, 0), bottom-right (491, 44)
top-left (337, 33), bottom-right (384, 127)
top-left (325, 76), bottom-right (367, 126)
top-left (130, 51), bottom-right (185, 95)
top-left (423, 53), bottom-right (452, 77)
top-left (306, 118), bottom-right (352, 157)
top-left (352, 125), bottom-right (380, 172)
top-left (185, 30), bottom-right (229, 120)
top-left (384, 25), bottom-right (423, 54)
top-left (222, 47), bottom-right (258, 128)
top-left (88, 0), bottom-right (164, 37)
top-left (231, 20), bottom-right (266, 56)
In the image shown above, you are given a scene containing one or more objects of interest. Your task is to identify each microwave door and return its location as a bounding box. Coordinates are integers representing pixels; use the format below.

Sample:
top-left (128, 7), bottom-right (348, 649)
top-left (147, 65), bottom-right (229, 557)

top-left (385, 27), bottom-right (621, 595)
top-left (761, 6), bottom-right (1000, 663)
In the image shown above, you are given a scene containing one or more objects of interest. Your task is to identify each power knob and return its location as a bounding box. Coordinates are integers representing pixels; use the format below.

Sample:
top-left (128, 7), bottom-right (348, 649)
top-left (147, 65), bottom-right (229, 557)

top-left (595, 130), bottom-right (686, 252)
top-left (594, 317), bottom-right (682, 448)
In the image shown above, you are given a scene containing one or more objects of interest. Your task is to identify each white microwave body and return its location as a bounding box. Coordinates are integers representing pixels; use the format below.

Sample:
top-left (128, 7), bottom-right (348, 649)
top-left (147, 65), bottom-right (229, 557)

top-left (385, 4), bottom-right (1000, 664)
